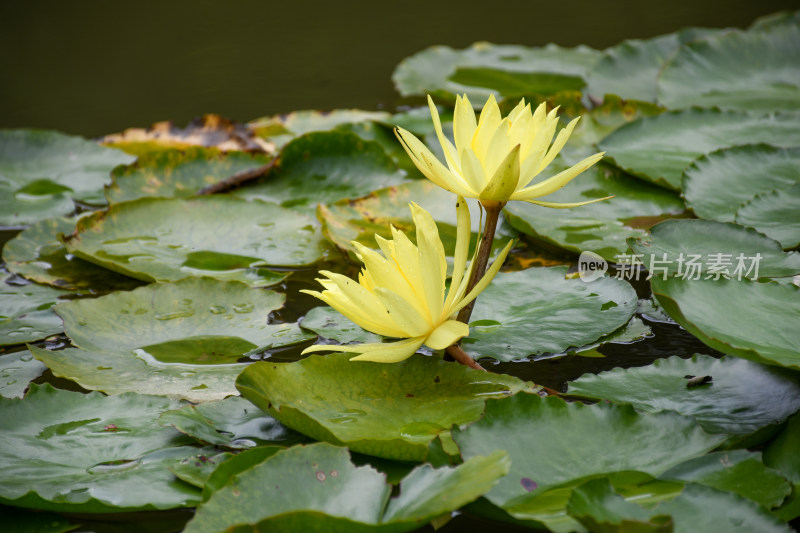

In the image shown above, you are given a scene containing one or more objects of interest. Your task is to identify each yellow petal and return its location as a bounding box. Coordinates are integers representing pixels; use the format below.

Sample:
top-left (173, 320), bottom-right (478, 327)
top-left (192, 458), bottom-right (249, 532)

top-left (512, 152), bottom-right (605, 200)
top-left (472, 94), bottom-right (501, 159)
top-left (480, 144), bottom-right (520, 204)
top-left (450, 239), bottom-right (514, 317)
top-left (425, 320), bottom-right (469, 350)
top-left (444, 196), bottom-right (471, 311)
top-left (410, 202), bottom-right (446, 323)
top-left (388, 224), bottom-right (430, 321)
top-left (522, 196), bottom-right (614, 209)
top-left (374, 287), bottom-right (430, 337)
top-left (395, 127), bottom-right (460, 192)
top-left (459, 147), bottom-right (487, 194)
top-left (349, 337), bottom-right (426, 363)
top-left (537, 116), bottom-right (580, 175)
top-left (418, 150), bottom-right (476, 197)
top-left (453, 94), bottom-right (477, 154)
top-left (301, 289), bottom-right (405, 338)
top-left (428, 95), bottom-right (460, 173)
top-left (484, 117), bottom-right (512, 178)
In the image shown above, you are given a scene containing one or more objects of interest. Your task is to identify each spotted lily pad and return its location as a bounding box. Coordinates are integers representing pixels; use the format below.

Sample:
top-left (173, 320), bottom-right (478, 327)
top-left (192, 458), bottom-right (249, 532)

top-left (236, 354), bottom-right (536, 461)
top-left (503, 162), bottom-right (685, 261)
top-left (463, 267), bottom-right (636, 361)
top-left (158, 396), bottom-right (306, 449)
top-left (106, 147), bottom-right (272, 203)
top-left (63, 196), bottom-right (325, 286)
top-left (2, 216), bottom-right (142, 291)
top-left (628, 219), bottom-right (800, 280)
top-left (32, 277), bottom-right (312, 401)
top-left (0, 384), bottom-right (202, 512)
top-left (0, 273), bottom-right (68, 346)
top-left (682, 145), bottom-right (800, 225)
top-left (568, 354), bottom-right (800, 435)
top-left (658, 25), bottom-right (800, 112)
top-left (184, 442), bottom-right (509, 533)
top-left (0, 350), bottom-right (46, 399)
top-left (0, 129), bottom-right (135, 226)
top-left (651, 277), bottom-right (800, 369)
top-left (392, 42), bottom-right (600, 103)
top-left (599, 108), bottom-right (800, 190)
top-left (234, 131), bottom-right (409, 212)
top-left (735, 183), bottom-right (800, 249)
top-left (248, 108), bottom-right (391, 148)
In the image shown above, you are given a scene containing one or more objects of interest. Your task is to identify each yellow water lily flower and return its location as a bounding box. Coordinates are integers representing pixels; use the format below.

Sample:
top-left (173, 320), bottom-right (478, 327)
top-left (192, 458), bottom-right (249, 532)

top-left (301, 199), bottom-right (512, 363)
top-left (395, 94), bottom-right (607, 208)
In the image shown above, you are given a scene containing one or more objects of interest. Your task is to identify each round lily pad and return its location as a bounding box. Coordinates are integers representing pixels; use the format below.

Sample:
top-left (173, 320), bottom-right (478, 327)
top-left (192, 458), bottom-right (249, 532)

top-left (0, 350), bottom-right (46, 399)
top-left (0, 384), bottom-right (202, 512)
top-left (63, 196), bottom-right (325, 286)
top-left (764, 411), bottom-right (800, 484)
top-left (106, 147), bottom-right (272, 203)
top-left (464, 267), bottom-right (637, 361)
top-left (234, 131), bottom-right (408, 212)
top-left (0, 129), bottom-right (135, 226)
top-left (2, 216), bottom-right (143, 291)
top-left (503, 162), bottom-right (685, 261)
top-left (682, 145), bottom-right (800, 223)
top-left (185, 442), bottom-right (509, 533)
top-left (32, 277), bottom-right (312, 401)
top-left (651, 277), bottom-right (800, 369)
top-left (568, 354), bottom-right (800, 435)
top-left (248, 108), bottom-right (391, 149)
top-left (453, 393), bottom-right (726, 518)
top-left (658, 24), bottom-right (800, 112)
top-left (735, 183), bottom-right (800, 249)
top-left (599, 108), bottom-right (800, 191)
top-left (0, 273), bottom-right (68, 346)
top-left (585, 28), bottom-right (719, 103)
top-left (628, 219), bottom-right (800, 280)
top-left (236, 354), bottom-right (536, 461)
top-left (392, 42), bottom-right (600, 102)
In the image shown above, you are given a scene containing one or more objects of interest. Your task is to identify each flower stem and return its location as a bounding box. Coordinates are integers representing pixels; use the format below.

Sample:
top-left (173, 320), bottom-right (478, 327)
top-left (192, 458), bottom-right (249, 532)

top-left (456, 202), bottom-right (504, 325)
top-left (446, 345), bottom-right (486, 371)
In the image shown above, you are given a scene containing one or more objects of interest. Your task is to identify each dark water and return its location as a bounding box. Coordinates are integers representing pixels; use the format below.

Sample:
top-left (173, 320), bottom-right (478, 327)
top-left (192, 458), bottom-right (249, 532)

top-left (1, 0), bottom-right (797, 137)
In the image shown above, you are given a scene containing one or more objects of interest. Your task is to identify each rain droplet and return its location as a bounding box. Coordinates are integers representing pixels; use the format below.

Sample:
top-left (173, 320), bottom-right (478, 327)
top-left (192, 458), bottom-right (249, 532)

top-left (209, 305), bottom-right (226, 314)
top-left (20, 353), bottom-right (33, 362)
top-left (233, 304), bottom-right (254, 314)
top-left (155, 310), bottom-right (194, 320)
top-left (87, 459), bottom-right (140, 474)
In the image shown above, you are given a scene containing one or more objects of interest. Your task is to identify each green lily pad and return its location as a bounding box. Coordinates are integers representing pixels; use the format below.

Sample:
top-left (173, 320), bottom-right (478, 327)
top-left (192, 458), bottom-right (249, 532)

top-left (567, 479), bottom-right (791, 533)
top-left (750, 10), bottom-right (800, 32)
top-left (598, 108), bottom-right (800, 190)
top-left (392, 42), bottom-right (600, 102)
top-left (236, 354), bottom-right (536, 461)
top-left (0, 273), bottom-right (67, 346)
top-left (106, 147), bottom-right (272, 204)
top-left (300, 306), bottom-right (382, 345)
top-left (0, 384), bottom-right (202, 512)
top-left (765, 411), bottom-right (800, 484)
top-left (735, 183), bottom-right (800, 249)
top-left (200, 446), bottom-right (284, 501)
top-left (185, 442), bottom-right (509, 533)
top-left (453, 393), bottom-right (726, 519)
top-left (658, 25), bottom-right (800, 112)
top-left (0, 129), bottom-right (135, 226)
top-left (32, 277), bottom-right (312, 401)
top-left (158, 396), bottom-right (306, 449)
top-left (628, 219), bottom-right (800, 280)
top-left (585, 28), bottom-right (719, 103)
top-left (167, 451), bottom-right (234, 489)
top-left (248, 108), bottom-right (391, 148)
top-left (682, 145), bottom-right (800, 224)
top-left (504, 162), bottom-right (685, 261)
top-left (63, 196), bottom-right (325, 286)
top-left (318, 180), bottom-right (515, 260)
top-left (234, 131), bottom-right (408, 212)
top-left (660, 450), bottom-right (791, 509)
top-left (464, 267), bottom-right (636, 361)
top-left (0, 350), bottom-right (46, 399)
top-left (651, 277), bottom-right (800, 369)
top-left (2, 216), bottom-right (143, 291)
top-left (568, 354), bottom-right (800, 435)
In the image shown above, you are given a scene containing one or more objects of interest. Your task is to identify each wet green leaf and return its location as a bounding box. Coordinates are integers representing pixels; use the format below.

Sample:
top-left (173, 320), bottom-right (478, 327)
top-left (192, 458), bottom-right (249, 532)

top-left (453, 393), bottom-right (726, 520)
top-left (200, 446), bottom-right (284, 501)
top-left (568, 354), bottom-right (800, 435)
top-left (185, 442), bottom-right (509, 533)
top-left (0, 273), bottom-right (67, 346)
top-left (628, 219), bottom-right (800, 279)
top-left (159, 396), bottom-right (306, 449)
top-left (599, 109), bottom-right (800, 190)
top-left (764, 411), bottom-right (800, 484)
top-left (234, 131), bottom-right (408, 212)
top-left (735, 183), bottom-right (800, 249)
top-left (106, 147), bottom-right (271, 203)
top-left (651, 277), bottom-right (800, 369)
top-left (236, 354), bottom-right (536, 461)
top-left (300, 306), bottom-right (382, 345)
top-left (0, 129), bottom-right (134, 226)
top-left (0, 350), bottom-right (46, 399)
top-left (464, 267), bottom-right (637, 361)
top-left (167, 451), bottom-right (233, 489)
top-left (32, 277), bottom-right (312, 401)
top-left (248, 108), bottom-right (391, 148)
top-left (504, 162), bottom-right (685, 261)
top-left (658, 25), bottom-right (800, 112)
top-left (682, 145), bottom-right (800, 226)
top-left (392, 42), bottom-right (600, 102)
top-left (2, 216), bottom-right (143, 291)
top-left (63, 196), bottom-right (325, 286)
top-left (0, 384), bottom-right (201, 512)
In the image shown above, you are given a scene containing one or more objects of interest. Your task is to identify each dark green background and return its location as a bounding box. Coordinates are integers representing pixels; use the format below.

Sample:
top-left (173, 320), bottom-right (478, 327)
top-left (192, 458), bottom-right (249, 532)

top-left (1, 0), bottom-right (796, 137)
